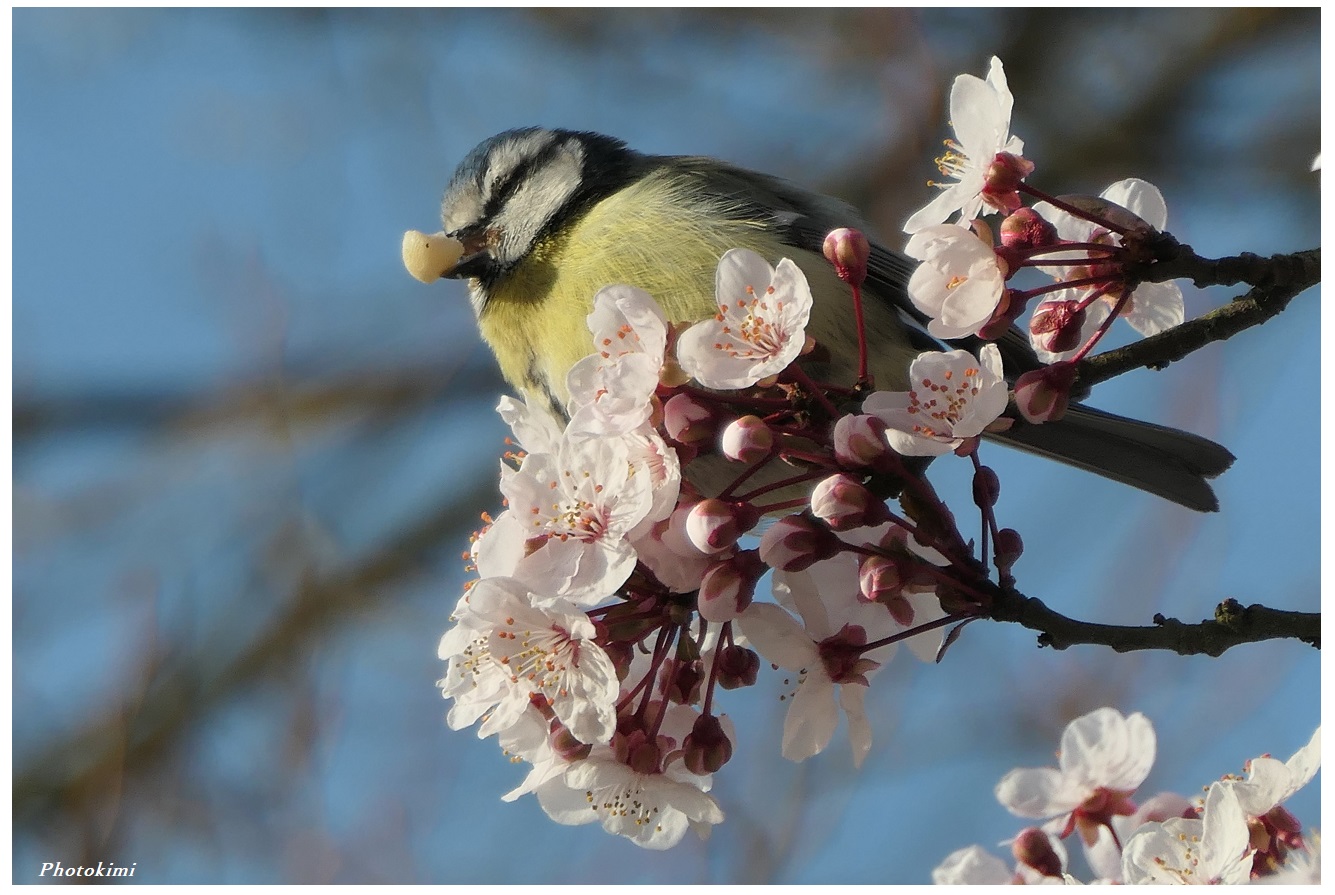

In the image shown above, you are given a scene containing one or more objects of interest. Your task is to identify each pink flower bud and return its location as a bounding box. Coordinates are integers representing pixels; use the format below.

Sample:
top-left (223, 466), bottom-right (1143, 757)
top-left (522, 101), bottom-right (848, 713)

top-left (715, 644), bottom-right (760, 690)
top-left (757, 514), bottom-right (843, 571)
top-left (698, 549), bottom-right (766, 623)
top-left (822, 227), bottom-right (871, 287)
top-left (810, 473), bottom-right (891, 531)
top-left (976, 288), bottom-right (1027, 341)
top-left (663, 393), bottom-right (717, 444)
top-left (971, 464), bottom-right (1000, 508)
top-left (719, 415), bottom-right (773, 463)
top-left (1012, 827), bottom-right (1062, 879)
top-left (1014, 363), bottom-right (1077, 424)
top-left (1029, 300), bottom-right (1086, 355)
top-left (625, 733), bottom-right (662, 775)
top-left (999, 207), bottom-right (1058, 249)
top-left (548, 720), bottom-right (593, 762)
top-left (682, 713), bottom-right (733, 775)
top-left (858, 554), bottom-right (904, 603)
top-left (685, 498), bottom-right (760, 554)
top-left (833, 414), bottom-right (889, 467)
top-left (995, 527), bottom-right (1024, 571)
top-left (662, 661), bottom-right (704, 705)
top-left (982, 151), bottom-right (1034, 212)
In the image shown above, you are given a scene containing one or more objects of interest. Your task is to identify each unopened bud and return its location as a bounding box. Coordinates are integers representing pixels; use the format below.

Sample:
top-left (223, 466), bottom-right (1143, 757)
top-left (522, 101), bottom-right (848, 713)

top-left (548, 720), bottom-right (593, 762)
top-left (626, 734), bottom-right (662, 775)
top-left (663, 661), bottom-right (704, 705)
top-left (822, 227), bottom-right (871, 287)
top-left (971, 464), bottom-right (1001, 509)
top-left (757, 514), bottom-right (843, 571)
top-left (1012, 827), bottom-right (1063, 879)
top-left (1029, 299), bottom-right (1086, 355)
top-left (810, 473), bottom-right (891, 531)
top-left (683, 713), bottom-right (734, 775)
top-left (999, 207), bottom-right (1058, 250)
top-left (982, 151), bottom-right (1035, 211)
top-left (833, 414), bottom-right (890, 467)
top-left (698, 549), bottom-right (767, 623)
top-left (663, 393), bottom-right (718, 444)
top-left (715, 644), bottom-right (760, 689)
top-left (686, 499), bottom-right (760, 554)
top-left (995, 527), bottom-right (1024, 570)
top-left (976, 288), bottom-right (1027, 341)
top-left (858, 554), bottom-right (904, 603)
top-left (1014, 363), bottom-right (1077, 424)
top-left (720, 415), bottom-right (774, 463)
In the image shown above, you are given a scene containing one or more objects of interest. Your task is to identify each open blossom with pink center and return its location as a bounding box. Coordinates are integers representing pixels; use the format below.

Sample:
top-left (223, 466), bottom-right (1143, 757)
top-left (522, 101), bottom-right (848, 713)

top-left (566, 284), bottom-right (669, 436)
top-left (905, 223), bottom-right (1008, 339)
top-left (531, 703), bottom-right (725, 849)
top-left (1220, 725), bottom-right (1320, 820)
top-left (677, 248), bottom-right (813, 389)
top-left (1032, 178), bottom-right (1184, 339)
top-left (495, 394), bottom-right (564, 457)
top-left (436, 577), bottom-right (618, 744)
top-left (737, 532), bottom-right (942, 767)
top-left (904, 56), bottom-right (1027, 234)
top-left (995, 707), bottom-right (1156, 846)
top-left (934, 831), bottom-right (1069, 885)
top-left (862, 344), bottom-right (1008, 456)
top-left (1120, 782), bottom-right (1254, 885)
top-left (478, 434), bottom-right (653, 605)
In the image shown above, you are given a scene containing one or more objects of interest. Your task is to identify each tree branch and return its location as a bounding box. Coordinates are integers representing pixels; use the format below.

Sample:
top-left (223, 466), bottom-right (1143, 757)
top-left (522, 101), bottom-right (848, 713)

top-left (1077, 245), bottom-right (1319, 389)
top-left (986, 590), bottom-right (1320, 655)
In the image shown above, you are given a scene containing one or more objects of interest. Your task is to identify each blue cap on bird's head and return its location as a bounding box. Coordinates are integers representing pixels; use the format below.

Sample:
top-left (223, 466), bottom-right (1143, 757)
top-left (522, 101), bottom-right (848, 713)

top-left (439, 128), bottom-right (642, 286)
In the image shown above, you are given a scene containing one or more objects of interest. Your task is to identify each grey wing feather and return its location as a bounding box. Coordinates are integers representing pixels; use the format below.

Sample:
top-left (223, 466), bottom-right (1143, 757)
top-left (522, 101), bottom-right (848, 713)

top-left (656, 157), bottom-right (1236, 511)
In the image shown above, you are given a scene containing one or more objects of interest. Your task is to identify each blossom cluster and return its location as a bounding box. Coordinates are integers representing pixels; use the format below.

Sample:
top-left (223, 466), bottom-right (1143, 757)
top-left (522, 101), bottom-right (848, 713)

top-left (423, 54), bottom-right (1304, 858)
top-left (437, 246), bottom-right (1012, 848)
top-left (903, 56), bottom-right (1186, 423)
top-left (935, 708), bottom-right (1321, 884)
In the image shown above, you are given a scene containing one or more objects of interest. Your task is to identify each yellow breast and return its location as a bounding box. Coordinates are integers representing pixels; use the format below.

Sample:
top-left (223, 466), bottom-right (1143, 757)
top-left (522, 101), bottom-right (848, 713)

top-left (476, 173), bottom-right (912, 413)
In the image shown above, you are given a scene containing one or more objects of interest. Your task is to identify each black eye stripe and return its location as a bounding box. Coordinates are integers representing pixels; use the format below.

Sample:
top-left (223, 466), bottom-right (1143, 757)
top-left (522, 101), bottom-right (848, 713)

top-left (482, 139), bottom-right (569, 223)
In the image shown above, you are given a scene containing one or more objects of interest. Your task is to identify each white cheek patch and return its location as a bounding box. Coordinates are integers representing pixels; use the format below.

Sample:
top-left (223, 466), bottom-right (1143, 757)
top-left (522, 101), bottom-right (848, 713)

top-left (483, 130), bottom-right (556, 196)
top-left (491, 144), bottom-right (585, 257)
top-left (441, 188), bottom-right (484, 234)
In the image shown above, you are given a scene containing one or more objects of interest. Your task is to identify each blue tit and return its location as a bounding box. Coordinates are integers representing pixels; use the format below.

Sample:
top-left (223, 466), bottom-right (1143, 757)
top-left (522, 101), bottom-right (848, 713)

top-left (430, 127), bottom-right (1232, 511)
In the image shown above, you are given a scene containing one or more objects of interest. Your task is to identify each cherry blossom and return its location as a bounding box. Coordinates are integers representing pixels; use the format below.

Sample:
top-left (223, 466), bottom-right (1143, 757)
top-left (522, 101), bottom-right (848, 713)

top-left (863, 345), bottom-right (1008, 456)
top-left (994, 707), bottom-right (1156, 845)
top-left (567, 284), bottom-right (669, 436)
top-left (1120, 782), bottom-right (1253, 884)
top-left (484, 435), bottom-right (653, 605)
top-left (677, 249), bottom-right (813, 389)
top-left (737, 534), bottom-right (940, 767)
top-left (1032, 178), bottom-right (1184, 339)
top-left (932, 845), bottom-right (1015, 885)
top-left (1220, 725), bottom-right (1321, 819)
top-left (436, 577), bottom-right (619, 744)
top-left (495, 394), bottom-right (564, 456)
top-left (904, 56), bottom-right (1027, 233)
top-left (905, 223), bottom-right (1008, 339)
top-left (531, 704), bottom-right (725, 850)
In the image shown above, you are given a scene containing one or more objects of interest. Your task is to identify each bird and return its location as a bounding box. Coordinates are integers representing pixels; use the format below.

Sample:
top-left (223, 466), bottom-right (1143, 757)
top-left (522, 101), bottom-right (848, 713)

top-left (421, 126), bottom-right (1233, 511)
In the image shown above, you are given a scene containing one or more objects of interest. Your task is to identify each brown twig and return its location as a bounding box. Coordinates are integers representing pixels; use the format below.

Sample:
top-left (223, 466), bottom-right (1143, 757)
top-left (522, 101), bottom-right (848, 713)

top-left (1077, 245), bottom-right (1319, 389)
top-left (987, 590), bottom-right (1319, 655)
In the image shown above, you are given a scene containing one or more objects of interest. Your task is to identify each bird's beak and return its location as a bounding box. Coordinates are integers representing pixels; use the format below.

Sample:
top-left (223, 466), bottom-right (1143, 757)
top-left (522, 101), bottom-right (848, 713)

top-left (443, 230), bottom-right (495, 280)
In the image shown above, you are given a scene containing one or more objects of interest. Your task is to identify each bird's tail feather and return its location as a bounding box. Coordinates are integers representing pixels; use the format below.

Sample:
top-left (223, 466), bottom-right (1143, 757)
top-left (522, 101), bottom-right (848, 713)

top-left (983, 404), bottom-right (1235, 512)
